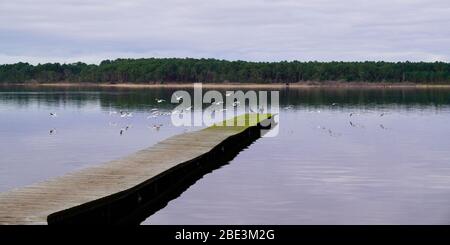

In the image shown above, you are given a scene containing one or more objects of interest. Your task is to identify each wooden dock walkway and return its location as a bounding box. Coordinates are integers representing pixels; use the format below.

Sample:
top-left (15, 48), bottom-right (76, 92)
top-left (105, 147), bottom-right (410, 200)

top-left (0, 114), bottom-right (272, 224)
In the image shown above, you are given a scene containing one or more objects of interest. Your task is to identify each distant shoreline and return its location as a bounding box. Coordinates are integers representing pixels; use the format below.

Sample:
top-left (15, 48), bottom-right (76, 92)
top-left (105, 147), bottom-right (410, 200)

top-left (2, 82), bottom-right (450, 89)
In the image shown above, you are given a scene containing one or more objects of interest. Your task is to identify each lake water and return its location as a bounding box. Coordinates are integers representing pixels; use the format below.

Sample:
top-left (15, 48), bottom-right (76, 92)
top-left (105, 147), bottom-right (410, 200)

top-left (1, 85), bottom-right (450, 224)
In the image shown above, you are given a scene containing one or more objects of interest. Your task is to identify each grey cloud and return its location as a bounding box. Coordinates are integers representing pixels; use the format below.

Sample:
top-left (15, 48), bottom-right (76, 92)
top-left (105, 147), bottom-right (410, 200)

top-left (0, 0), bottom-right (449, 64)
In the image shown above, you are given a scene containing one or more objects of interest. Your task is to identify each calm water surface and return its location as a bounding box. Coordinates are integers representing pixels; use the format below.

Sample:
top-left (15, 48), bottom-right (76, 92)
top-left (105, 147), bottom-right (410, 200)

top-left (1, 86), bottom-right (449, 224)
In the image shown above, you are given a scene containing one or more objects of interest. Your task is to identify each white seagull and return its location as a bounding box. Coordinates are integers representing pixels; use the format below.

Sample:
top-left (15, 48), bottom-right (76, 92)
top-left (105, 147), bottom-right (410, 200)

top-left (175, 94), bottom-right (183, 101)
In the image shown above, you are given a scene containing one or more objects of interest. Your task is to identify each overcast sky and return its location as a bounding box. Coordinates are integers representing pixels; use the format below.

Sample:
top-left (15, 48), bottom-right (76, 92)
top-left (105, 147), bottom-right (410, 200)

top-left (0, 0), bottom-right (449, 64)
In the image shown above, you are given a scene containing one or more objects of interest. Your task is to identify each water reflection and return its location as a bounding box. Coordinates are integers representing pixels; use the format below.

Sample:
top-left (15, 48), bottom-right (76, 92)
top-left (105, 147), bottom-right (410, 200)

top-left (1, 85), bottom-right (450, 224)
top-left (1, 85), bottom-right (450, 110)
top-left (145, 106), bottom-right (450, 225)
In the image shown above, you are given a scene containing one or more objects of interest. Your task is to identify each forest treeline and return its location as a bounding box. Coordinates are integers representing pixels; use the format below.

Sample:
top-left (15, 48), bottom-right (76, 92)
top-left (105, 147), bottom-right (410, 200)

top-left (1, 58), bottom-right (449, 84)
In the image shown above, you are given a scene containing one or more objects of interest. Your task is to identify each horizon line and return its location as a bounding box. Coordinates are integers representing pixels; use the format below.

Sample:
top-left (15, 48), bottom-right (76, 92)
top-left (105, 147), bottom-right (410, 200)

top-left (2, 57), bottom-right (450, 66)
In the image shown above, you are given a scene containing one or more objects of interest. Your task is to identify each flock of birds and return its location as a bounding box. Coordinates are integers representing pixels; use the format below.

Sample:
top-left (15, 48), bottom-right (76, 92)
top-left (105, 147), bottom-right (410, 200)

top-left (107, 98), bottom-right (171, 136)
top-left (47, 94), bottom-right (389, 138)
top-left (48, 97), bottom-right (172, 136)
top-left (283, 102), bottom-right (390, 138)
top-left (47, 93), bottom-right (250, 136)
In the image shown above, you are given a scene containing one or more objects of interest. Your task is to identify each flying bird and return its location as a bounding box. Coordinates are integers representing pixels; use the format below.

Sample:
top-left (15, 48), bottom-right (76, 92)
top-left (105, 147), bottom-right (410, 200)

top-left (174, 94), bottom-right (183, 101)
top-left (155, 99), bottom-right (165, 103)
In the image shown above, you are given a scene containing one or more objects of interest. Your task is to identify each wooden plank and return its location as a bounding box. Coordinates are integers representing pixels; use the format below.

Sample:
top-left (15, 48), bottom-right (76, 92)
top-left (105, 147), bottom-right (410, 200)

top-left (0, 114), bottom-right (272, 224)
